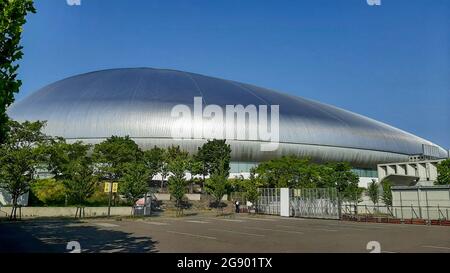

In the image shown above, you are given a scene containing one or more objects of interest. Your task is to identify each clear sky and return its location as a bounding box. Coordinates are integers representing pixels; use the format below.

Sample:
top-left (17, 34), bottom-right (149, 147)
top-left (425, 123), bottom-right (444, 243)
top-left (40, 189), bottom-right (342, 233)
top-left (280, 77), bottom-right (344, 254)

top-left (16, 0), bottom-right (449, 149)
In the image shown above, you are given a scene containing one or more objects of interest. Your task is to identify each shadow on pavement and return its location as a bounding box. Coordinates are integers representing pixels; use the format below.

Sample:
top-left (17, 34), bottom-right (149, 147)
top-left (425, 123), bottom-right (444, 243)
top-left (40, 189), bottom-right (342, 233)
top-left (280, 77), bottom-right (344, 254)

top-left (0, 219), bottom-right (158, 253)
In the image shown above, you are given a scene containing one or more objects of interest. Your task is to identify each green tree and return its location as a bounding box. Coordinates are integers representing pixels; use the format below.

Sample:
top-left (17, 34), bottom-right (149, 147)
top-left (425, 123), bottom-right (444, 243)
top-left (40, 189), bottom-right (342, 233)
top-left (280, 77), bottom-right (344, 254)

top-left (119, 162), bottom-right (149, 211)
top-left (167, 155), bottom-right (189, 216)
top-left (0, 0), bottom-right (36, 143)
top-left (436, 159), bottom-right (450, 185)
top-left (205, 159), bottom-right (229, 212)
top-left (188, 157), bottom-right (204, 193)
top-left (319, 162), bottom-right (361, 201)
top-left (367, 180), bottom-right (379, 206)
top-left (243, 170), bottom-right (266, 210)
top-left (41, 138), bottom-right (91, 180)
top-left (143, 146), bottom-right (165, 189)
top-left (254, 156), bottom-right (317, 188)
top-left (30, 178), bottom-right (66, 206)
top-left (63, 155), bottom-right (97, 218)
top-left (92, 135), bottom-right (142, 190)
top-left (0, 120), bottom-right (46, 219)
top-left (196, 139), bottom-right (231, 179)
top-left (381, 180), bottom-right (392, 206)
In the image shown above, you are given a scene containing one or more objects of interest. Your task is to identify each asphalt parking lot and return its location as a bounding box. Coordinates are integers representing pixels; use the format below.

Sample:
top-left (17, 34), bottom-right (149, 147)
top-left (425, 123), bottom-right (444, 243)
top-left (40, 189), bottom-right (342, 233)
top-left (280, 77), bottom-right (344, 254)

top-left (1, 214), bottom-right (449, 253)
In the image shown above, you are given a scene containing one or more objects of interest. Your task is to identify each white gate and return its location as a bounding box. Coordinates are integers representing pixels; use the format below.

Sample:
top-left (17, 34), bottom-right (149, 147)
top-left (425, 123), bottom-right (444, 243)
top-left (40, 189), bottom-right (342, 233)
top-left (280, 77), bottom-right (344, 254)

top-left (290, 188), bottom-right (340, 219)
top-left (256, 188), bottom-right (280, 215)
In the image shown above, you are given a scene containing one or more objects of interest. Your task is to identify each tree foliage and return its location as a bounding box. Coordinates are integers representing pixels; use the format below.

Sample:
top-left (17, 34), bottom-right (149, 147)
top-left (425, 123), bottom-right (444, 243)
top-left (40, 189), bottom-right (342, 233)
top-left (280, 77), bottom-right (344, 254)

top-left (253, 156), bottom-right (361, 200)
top-left (119, 162), bottom-right (149, 205)
top-left (0, 120), bottom-right (46, 219)
top-left (143, 146), bottom-right (164, 181)
top-left (92, 135), bottom-right (142, 181)
top-left (381, 180), bottom-right (392, 206)
top-left (167, 155), bottom-right (190, 216)
top-left (30, 178), bottom-right (66, 205)
top-left (0, 0), bottom-right (36, 143)
top-left (436, 159), bottom-right (450, 185)
top-left (61, 146), bottom-right (96, 208)
top-left (367, 180), bottom-right (379, 206)
top-left (195, 139), bottom-right (231, 177)
top-left (205, 159), bottom-right (229, 206)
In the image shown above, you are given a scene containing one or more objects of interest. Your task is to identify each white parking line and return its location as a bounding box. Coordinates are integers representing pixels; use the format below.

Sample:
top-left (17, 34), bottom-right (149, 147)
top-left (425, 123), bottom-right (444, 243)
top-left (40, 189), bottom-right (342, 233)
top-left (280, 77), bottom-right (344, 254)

top-left (421, 245), bottom-right (450, 251)
top-left (142, 221), bottom-right (169, 226)
top-left (95, 223), bottom-right (119, 228)
top-left (186, 220), bottom-right (210, 224)
top-left (276, 225), bottom-right (338, 232)
top-left (216, 218), bottom-right (245, 222)
top-left (237, 217), bottom-right (275, 222)
top-left (167, 230), bottom-right (216, 240)
top-left (320, 222), bottom-right (387, 230)
top-left (244, 226), bottom-right (304, 235)
top-left (209, 228), bottom-right (265, 237)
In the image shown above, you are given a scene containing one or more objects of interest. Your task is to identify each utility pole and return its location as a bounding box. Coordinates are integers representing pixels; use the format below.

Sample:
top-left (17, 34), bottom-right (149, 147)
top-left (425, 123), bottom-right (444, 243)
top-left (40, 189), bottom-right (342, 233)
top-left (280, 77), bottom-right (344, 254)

top-left (107, 180), bottom-right (113, 217)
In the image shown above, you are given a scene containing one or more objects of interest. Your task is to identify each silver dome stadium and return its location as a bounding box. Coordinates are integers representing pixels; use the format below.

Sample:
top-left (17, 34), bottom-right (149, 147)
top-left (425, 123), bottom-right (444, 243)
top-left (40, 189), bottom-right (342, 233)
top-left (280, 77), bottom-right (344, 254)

top-left (7, 68), bottom-right (447, 170)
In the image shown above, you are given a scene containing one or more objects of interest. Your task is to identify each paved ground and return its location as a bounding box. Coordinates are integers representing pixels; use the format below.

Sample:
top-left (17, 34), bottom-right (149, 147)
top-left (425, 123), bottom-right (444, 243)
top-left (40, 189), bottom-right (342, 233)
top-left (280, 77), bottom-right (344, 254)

top-left (1, 214), bottom-right (449, 253)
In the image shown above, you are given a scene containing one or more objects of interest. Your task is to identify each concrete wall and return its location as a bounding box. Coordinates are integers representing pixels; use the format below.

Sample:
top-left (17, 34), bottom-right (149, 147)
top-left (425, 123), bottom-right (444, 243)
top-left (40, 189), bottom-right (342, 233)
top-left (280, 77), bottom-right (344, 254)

top-left (392, 186), bottom-right (450, 220)
top-left (0, 206), bottom-right (133, 218)
top-left (378, 159), bottom-right (443, 183)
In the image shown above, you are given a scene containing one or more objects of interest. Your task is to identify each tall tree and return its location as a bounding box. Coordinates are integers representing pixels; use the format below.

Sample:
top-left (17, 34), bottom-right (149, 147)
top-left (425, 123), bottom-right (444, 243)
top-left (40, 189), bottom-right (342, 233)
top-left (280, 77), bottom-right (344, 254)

top-left (63, 153), bottom-right (96, 218)
top-left (367, 180), bottom-right (379, 206)
top-left (0, 120), bottom-right (46, 220)
top-left (92, 136), bottom-right (142, 182)
top-left (436, 159), bottom-right (450, 185)
top-left (42, 138), bottom-right (91, 180)
top-left (196, 139), bottom-right (231, 178)
top-left (167, 154), bottom-right (189, 216)
top-left (143, 146), bottom-right (165, 188)
top-left (119, 162), bottom-right (149, 212)
top-left (205, 159), bottom-right (229, 212)
top-left (381, 180), bottom-right (392, 206)
top-left (0, 0), bottom-right (36, 143)
top-left (319, 162), bottom-right (361, 201)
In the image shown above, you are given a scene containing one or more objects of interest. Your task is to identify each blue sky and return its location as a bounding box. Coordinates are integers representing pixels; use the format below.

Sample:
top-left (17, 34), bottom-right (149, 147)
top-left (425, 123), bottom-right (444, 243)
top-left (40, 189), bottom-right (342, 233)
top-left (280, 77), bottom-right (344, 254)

top-left (17, 0), bottom-right (449, 148)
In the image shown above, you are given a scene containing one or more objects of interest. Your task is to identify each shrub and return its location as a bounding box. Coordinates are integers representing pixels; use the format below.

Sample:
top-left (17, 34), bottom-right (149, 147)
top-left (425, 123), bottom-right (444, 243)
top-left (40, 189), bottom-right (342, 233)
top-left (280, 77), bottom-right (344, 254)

top-left (30, 179), bottom-right (66, 206)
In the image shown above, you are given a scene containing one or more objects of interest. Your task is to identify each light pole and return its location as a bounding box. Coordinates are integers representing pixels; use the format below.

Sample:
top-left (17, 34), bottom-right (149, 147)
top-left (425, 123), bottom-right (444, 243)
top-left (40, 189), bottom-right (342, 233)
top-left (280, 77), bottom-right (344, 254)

top-left (107, 181), bottom-right (113, 217)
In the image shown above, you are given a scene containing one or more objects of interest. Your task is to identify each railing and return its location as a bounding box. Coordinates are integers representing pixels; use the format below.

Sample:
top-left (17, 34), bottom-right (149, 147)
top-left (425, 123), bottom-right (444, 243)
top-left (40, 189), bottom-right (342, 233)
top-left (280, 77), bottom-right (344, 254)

top-left (255, 188), bottom-right (280, 215)
top-left (290, 188), bottom-right (339, 219)
top-left (341, 204), bottom-right (450, 222)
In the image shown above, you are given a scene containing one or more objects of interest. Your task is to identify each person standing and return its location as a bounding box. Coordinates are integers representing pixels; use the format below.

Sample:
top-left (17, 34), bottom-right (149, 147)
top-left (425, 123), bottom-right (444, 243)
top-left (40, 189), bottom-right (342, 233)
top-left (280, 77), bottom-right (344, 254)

top-left (235, 200), bottom-right (240, 213)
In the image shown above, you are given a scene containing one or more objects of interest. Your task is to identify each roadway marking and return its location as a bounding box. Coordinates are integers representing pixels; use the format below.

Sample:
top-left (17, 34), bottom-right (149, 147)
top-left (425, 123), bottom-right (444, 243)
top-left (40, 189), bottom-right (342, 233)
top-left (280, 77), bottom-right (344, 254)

top-left (166, 230), bottom-right (216, 240)
top-left (317, 222), bottom-right (386, 230)
top-left (142, 221), bottom-right (169, 226)
top-left (276, 225), bottom-right (338, 232)
top-left (216, 218), bottom-right (245, 222)
top-left (421, 245), bottom-right (450, 251)
top-left (209, 228), bottom-right (265, 237)
top-left (185, 220), bottom-right (210, 224)
top-left (244, 226), bottom-right (304, 235)
top-left (95, 223), bottom-right (119, 228)
top-left (237, 217), bottom-right (275, 222)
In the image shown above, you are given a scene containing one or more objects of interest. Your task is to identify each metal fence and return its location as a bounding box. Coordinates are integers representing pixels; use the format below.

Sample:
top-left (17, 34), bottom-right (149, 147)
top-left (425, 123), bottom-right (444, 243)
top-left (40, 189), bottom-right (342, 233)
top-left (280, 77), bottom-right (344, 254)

top-left (341, 204), bottom-right (450, 221)
top-left (256, 188), bottom-right (280, 215)
top-left (290, 188), bottom-right (339, 219)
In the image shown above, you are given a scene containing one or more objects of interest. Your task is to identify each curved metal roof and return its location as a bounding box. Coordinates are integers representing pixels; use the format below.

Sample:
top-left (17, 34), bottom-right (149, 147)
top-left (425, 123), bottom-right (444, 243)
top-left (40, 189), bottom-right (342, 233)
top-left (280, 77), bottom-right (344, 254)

top-left (7, 68), bottom-right (447, 168)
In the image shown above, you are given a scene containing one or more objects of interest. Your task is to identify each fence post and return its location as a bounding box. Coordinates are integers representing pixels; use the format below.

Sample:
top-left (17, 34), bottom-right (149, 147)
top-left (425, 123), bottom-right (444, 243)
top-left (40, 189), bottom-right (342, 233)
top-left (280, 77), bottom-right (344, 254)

top-left (337, 192), bottom-right (342, 220)
top-left (280, 188), bottom-right (290, 217)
